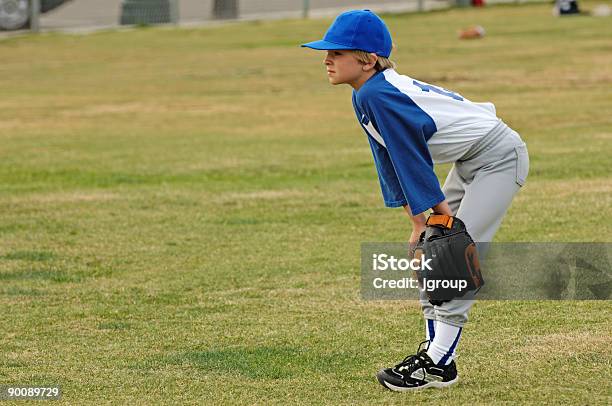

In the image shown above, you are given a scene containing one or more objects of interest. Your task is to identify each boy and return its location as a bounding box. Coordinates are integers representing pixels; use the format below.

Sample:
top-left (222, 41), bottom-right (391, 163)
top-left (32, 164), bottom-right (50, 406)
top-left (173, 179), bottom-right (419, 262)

top-left (302, 10), bottom-right (529, 391)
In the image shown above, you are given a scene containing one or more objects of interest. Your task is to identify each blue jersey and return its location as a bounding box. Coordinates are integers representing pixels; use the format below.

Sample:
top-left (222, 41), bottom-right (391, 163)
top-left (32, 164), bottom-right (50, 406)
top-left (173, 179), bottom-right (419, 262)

top-left (352, 69), bottom-right (501, 215)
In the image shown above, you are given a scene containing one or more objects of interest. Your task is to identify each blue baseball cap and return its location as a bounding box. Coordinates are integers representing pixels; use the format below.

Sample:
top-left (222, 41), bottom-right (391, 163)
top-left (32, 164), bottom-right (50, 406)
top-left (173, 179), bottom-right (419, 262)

top-left (301, 10), bottom-right (393, 58)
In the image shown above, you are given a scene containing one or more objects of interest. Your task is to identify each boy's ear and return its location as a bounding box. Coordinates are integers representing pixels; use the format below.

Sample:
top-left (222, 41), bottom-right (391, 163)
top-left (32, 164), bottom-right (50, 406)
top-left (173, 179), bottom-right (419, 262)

top-left (364, 53), bottom-right (378, 71)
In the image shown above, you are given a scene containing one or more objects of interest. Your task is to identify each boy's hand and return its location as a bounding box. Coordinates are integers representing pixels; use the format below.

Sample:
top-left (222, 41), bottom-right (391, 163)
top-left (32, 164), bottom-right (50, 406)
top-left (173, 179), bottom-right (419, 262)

top-left (403, 205), bottom-right (427, 255)
top-left (409, 226), bottom-right (426, 244)
top-left (408, 226), bottom-right (426, 260)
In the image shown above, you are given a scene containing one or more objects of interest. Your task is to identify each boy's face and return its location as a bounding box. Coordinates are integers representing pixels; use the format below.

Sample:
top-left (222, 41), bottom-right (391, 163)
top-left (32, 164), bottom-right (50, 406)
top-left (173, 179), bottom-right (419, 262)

top-left (323, 50), bottom-right (367, 87)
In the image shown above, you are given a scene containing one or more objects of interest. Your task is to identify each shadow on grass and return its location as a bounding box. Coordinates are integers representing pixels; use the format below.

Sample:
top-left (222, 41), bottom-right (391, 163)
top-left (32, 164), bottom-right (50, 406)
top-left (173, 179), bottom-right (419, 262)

top-left (1, 250), bottom-right (55, 261)
top-left (141, 346), bottom-right (366, 379)
top-left (0, 267), bottom-right (82, 283)
top-left (0, 286), bottom-right (45, 296)
top-left (1, 250), bottom-right (117, 281)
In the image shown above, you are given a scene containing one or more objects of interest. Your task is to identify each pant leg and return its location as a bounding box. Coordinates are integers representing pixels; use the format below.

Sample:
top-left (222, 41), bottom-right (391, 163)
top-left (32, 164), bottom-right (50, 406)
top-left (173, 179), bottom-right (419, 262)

top-left (434, 143), bottom-right (529, 327)
top-left (456, 159), bottom-right (523, 242)
top-left (442, 165), bottom-right (466, 215)
top-left (420, 165), bottom-right (467, 322)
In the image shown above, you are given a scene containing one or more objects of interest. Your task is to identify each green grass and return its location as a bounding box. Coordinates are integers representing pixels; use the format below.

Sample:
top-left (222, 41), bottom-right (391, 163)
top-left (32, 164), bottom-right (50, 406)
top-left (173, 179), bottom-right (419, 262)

top-left (1, 2), bottom-right (611, 404)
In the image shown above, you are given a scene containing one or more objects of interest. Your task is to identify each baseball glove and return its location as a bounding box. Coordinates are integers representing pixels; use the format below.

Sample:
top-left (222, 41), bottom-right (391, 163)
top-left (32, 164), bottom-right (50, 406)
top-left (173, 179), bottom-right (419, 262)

top-left (412, 214), bottom-right (484, 305)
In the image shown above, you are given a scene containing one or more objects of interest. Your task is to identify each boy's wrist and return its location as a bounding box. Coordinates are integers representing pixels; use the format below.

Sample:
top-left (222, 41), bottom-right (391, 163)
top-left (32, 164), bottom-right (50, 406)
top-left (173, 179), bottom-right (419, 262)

top-left (402, 205), bottom-right (427, 227)
top-left (411, 214), bottom-right (427, 228)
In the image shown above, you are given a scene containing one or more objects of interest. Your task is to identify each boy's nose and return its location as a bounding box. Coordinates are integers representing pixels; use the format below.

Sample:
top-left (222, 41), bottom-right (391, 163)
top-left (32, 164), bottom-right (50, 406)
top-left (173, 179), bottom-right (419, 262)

top-left (323, 52), bottom-right (332, 65)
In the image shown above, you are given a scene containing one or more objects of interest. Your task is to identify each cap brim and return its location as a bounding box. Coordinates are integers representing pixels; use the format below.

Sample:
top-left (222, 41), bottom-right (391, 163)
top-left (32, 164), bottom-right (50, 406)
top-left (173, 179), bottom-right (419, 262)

top-left (301, 40), bottom-right (352, 51)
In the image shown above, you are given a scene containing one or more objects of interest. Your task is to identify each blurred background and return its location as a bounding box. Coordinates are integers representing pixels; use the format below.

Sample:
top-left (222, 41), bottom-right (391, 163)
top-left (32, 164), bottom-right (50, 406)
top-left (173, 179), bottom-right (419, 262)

top-left (1, 0), bottom-right (553, 32)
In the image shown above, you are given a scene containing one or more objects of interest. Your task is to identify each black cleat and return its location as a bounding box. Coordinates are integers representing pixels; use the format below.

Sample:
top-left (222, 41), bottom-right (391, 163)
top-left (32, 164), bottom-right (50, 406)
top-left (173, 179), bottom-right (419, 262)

top-left (376, 341), bottom-right (458, 391)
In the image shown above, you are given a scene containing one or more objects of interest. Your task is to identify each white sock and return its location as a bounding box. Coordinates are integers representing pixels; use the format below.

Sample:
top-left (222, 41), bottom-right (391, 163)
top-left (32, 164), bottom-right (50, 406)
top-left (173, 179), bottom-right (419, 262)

top-left (426, 321), bottom-right (462, 366)
top-left (425, 319), bottom-right (437, 342)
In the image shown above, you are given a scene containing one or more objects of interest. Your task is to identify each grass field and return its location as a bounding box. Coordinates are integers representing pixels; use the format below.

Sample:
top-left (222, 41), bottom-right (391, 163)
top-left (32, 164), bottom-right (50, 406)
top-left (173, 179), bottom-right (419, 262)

top-left (1, 2), bottom-right (611, 404)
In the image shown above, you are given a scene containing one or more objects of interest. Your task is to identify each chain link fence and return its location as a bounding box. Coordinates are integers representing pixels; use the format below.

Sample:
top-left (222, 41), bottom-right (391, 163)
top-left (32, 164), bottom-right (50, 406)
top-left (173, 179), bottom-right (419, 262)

top-left (0, 0), bottom-right (549, 33)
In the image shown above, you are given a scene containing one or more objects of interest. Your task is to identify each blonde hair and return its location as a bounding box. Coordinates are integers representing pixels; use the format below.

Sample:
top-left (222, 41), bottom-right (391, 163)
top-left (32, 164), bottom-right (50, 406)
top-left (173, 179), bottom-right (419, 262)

top-left (352, 49), bottom-right (396, 72)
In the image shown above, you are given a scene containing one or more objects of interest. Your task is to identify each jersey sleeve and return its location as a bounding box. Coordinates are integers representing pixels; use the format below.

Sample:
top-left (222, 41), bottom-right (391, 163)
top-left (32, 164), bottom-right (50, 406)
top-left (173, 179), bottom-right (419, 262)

top-left (365, 130), bottom-right (408, 207)
top-left (353, 94), bottom-right (407, 208)
top-left (361, 86), bottom-right (446, 215)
